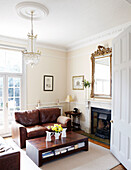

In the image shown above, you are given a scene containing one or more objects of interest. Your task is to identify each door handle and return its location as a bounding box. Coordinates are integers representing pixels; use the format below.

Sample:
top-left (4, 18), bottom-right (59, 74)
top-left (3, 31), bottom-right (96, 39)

top-left (110, 120), bottom-right (113, 123)
top-left (6, 103), bottom-right (8, 108)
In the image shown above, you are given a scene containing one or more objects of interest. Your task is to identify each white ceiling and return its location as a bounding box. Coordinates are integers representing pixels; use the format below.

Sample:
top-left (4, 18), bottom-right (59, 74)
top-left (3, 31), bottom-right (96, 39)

top-left (0, 0), bottom-right (131, 50)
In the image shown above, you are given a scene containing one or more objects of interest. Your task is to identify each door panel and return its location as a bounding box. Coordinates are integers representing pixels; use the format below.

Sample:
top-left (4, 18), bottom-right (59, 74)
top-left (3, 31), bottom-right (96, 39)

top-left (111, 26), bottom-right (131, 169)
top-left (0, 75), bottom-right (22, 135)
top-left (7, 77), bottom-right (21, 127)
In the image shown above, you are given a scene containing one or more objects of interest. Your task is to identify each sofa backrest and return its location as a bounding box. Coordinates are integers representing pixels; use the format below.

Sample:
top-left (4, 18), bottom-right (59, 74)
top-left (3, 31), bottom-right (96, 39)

top-left (39, 108), bottom-right (60, 124)
top-left (15, 110), bottom-right (39, 126)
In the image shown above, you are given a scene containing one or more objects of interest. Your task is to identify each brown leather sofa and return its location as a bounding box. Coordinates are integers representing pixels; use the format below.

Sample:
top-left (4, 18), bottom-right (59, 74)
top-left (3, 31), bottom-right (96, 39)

top-left (0, 137), bottom-right (20, 170)
top-left (12, 108), bottom-right (71, 148)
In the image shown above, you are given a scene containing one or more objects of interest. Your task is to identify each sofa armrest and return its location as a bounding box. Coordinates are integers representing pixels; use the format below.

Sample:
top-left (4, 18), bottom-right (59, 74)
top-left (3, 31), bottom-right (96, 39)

top-left (57, 116), bottom-right (71, 131)
top-left (11, 121), bottom-right (27, 148)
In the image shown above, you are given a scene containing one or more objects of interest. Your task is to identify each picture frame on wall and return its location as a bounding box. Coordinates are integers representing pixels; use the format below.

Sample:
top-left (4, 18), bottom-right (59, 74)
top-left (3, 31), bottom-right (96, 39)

top-left (43, 75), bottom-right (53, 91)
top-left (72, 75), bottom-right (84, 90)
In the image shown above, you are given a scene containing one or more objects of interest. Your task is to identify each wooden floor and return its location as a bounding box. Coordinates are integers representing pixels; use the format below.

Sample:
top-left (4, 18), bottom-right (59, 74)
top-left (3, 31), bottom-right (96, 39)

top-left (89, 138), bottom-right (110, 149)
top-left (111, 164), bottom-right (127, 170)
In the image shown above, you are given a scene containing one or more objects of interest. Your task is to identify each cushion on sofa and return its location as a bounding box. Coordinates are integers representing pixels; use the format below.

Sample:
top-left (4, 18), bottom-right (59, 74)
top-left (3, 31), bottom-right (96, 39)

top-left (26, 125), bottom-right (47, 138)
top-left (15, 110), bottom-right (39, 126)
top-left (57, 116), bottom-right (71, 125)
top-left (39, 108), bottom-right (60, 124)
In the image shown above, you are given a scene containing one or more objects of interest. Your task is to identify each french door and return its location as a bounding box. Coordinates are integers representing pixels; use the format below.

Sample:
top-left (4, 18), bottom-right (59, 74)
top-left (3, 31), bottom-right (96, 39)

top-left (0, 74), bottom-right (22, 136)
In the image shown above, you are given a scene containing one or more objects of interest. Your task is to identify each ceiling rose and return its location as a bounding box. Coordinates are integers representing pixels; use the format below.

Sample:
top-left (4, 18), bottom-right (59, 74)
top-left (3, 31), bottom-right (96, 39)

top-left (16, 1), bottom-right (49, 20)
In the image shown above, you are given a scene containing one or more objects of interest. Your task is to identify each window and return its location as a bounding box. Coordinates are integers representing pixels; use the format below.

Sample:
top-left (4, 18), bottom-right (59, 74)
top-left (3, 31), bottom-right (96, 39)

top-left (0, 49), bottom-right (22, 73)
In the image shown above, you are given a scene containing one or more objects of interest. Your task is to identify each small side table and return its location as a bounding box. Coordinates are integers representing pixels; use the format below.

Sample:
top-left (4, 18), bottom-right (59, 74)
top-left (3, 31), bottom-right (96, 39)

top-left (65, 111), bottom-right (81, 130)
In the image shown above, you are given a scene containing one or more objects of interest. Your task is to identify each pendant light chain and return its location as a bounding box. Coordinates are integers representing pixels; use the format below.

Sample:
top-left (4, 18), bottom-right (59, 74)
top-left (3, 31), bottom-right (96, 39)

top-left (31, 11), bottom-right (33, 36)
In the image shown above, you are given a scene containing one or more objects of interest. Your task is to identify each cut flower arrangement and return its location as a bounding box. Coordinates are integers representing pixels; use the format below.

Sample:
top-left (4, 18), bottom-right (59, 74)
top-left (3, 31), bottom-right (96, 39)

top-left (47, 124), bottom-right (63, 133)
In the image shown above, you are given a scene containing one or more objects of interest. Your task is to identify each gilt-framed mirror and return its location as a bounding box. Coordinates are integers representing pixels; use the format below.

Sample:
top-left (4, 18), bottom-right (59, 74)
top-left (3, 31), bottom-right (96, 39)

top-left (91, 45), bottom-right (112, 99)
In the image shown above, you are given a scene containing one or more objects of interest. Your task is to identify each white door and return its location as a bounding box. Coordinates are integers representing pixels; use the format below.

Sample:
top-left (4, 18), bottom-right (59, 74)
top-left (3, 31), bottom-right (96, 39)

top-left (0, 75), bottom-right (22, 136)
top-left (0, 48), bottom-right (25, 136)
top-left (111, 26), bottom-right (131, 169)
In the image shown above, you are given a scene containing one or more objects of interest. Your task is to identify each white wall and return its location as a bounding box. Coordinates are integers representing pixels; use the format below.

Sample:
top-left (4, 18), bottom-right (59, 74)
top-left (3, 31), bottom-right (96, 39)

top-left (67, 39), bottom-right (112, 132)
top-left (26, 48), bottom-right (67, 110)
top-left (0, 40), bottom-right (67, 111)
top-left (0, 38), bottom-right (112, 132)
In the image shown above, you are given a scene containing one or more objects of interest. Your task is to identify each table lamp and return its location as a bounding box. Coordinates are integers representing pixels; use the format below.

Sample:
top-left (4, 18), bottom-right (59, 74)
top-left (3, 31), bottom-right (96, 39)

top-left (65, 95), bottom-right (74, 111)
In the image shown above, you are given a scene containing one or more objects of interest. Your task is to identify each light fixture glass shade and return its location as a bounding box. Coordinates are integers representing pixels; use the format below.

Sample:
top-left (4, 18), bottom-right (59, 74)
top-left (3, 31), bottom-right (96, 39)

top-left (23, 33), bottom-right (41, 66)
top-left (65, 95), bottom-right (74, 102)
top-left (22, 11), bottom-right (41, 66)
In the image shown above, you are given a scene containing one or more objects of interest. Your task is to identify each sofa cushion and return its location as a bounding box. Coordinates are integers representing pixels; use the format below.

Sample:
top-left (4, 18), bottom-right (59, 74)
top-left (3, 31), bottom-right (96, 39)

top-left (15, 110), bottom-right (39, 126)
top-left (57, 116), bottom-right (71, 126)
top-left (26, 125), bottom-right (47, 138)
top-left (39, 108), bottom-right (60, 124)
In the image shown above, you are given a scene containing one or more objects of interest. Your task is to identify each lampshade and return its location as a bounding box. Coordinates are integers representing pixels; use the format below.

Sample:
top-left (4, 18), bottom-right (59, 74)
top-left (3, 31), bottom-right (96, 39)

top-left (65, 95), bottom-right (74, 102)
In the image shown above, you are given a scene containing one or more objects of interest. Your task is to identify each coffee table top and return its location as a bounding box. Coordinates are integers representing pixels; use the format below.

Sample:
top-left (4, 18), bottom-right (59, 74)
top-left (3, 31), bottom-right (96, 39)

top-left (26, 131), bottom-right (88, 151)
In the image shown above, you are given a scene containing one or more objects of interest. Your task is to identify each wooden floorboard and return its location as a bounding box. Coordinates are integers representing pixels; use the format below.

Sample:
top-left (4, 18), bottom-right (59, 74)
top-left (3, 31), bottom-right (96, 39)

top-left (111, 164), bottom-right (127, 170)
top-left (88, 138), bottom-right (110, 149)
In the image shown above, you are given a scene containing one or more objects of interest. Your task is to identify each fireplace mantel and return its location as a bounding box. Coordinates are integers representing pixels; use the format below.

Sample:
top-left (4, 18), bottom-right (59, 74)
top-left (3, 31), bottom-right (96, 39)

top-left (88, 99), bottom-right (112, 110)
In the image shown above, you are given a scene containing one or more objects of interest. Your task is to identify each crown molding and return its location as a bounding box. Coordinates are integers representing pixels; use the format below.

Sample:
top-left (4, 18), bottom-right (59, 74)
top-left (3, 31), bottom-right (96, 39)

top-left (0, 35), bottom-right (67, 52)
top-left (67, 22), bottom-right (131, 52)
top-left (0, 22), bottom-right (131, 54)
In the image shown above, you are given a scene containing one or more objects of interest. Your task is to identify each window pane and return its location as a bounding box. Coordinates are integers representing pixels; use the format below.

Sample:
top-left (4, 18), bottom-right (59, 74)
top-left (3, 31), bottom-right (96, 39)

top-left (8, 88), bottom-right (14, 97)
top-left (0, 78), bottom-right (3, 88)
top-left (8, 98), bottom-right (15, 109)
top-left (14, 78), bottom-right (20, 87)
top-left (0, 49), bottom-right (22, 73)
top-left (8, 77), bottom-right (13, 87)
top-left (0, 98), bottom-right (3, 109)
top-left (15, 98), bottom-right (20, 107)
top-left (15, 88), bottom-right (20, 97)
top-left (0, 88), bottom-right (2, 97)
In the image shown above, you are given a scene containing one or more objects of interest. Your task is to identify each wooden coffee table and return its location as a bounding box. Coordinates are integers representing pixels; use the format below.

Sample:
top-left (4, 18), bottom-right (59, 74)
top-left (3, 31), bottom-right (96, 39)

top-left (26, 131), bottom-right (88, 167)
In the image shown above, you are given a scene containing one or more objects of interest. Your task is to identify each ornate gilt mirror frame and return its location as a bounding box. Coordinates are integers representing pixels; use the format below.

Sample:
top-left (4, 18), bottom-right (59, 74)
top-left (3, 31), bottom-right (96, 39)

top-left (91, 45), bottom-right (112, 98)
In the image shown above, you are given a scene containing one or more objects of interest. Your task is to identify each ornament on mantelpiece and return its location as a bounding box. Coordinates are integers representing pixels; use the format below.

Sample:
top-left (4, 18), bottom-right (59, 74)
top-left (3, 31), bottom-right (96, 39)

top-left (83, 79), bottom-right (91, 101)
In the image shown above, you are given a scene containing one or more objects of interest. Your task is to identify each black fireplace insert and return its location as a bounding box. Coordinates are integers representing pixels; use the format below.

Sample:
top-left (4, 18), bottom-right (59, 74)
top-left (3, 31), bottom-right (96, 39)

top-left (91, 107), bottom-right (111, 139)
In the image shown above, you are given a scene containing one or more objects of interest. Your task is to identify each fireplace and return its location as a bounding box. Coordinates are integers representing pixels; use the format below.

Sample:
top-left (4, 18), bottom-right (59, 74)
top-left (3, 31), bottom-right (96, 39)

top-left (91, 107), bottom-right (111, 139)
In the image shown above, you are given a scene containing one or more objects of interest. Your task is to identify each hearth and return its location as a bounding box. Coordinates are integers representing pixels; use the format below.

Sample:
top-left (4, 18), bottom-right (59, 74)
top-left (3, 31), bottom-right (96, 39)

top-left (91, 107), bottom-right (111, 139)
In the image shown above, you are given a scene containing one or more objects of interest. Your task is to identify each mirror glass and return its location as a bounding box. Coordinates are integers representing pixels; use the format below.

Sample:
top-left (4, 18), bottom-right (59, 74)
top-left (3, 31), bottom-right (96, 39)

top-left (94, 57), bottom-right (110, 96)
top-left (91, 45), bottom-right (112, 98)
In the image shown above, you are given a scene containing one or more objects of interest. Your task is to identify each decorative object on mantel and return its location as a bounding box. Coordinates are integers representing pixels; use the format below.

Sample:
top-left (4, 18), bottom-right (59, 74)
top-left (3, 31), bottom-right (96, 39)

top-left (65, 95), bottom-right (74, 110)
top-left (16, 2), bottom-right (49, 66)
top-left (43, 75), bottom-right (53, 91)
top-left (83, 79), bottom-right (91, 101)
top-left (91, 45), bottom-right (112, 99)
top-left (72, 75), bottom-right (84, 90)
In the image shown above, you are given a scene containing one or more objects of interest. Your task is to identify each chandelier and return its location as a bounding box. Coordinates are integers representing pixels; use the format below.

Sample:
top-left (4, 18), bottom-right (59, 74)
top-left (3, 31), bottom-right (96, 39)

top-left (22, 11), bottom-right (41, 66)
top-left (16, 2), bottom-right (49, 66)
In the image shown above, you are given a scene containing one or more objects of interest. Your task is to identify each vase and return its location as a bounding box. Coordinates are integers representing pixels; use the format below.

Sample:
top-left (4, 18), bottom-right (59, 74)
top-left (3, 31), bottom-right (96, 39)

top-left (85, 87), bottom-right (88, 101)
top-left (46, 131), bottom-right (52, 141)
top-left (61, 128), bottom-right (67, 138)
top-left (55, 132), bottom-right (60, 140)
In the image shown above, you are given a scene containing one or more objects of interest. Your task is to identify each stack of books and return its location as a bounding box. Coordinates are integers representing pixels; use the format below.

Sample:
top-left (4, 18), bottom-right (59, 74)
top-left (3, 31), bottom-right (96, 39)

top-left (42, 151), bottom-right (54, 159)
